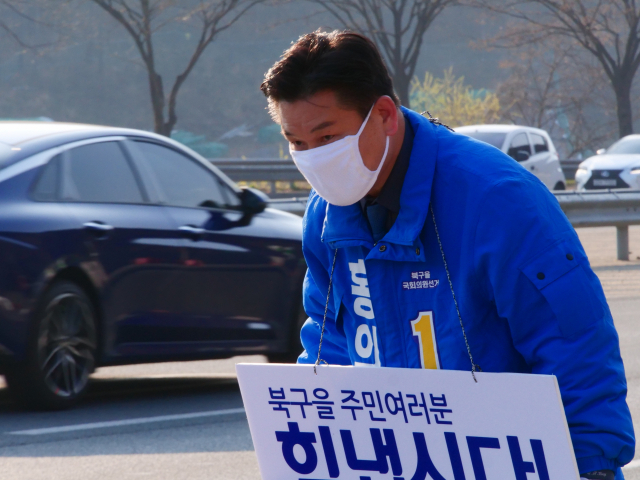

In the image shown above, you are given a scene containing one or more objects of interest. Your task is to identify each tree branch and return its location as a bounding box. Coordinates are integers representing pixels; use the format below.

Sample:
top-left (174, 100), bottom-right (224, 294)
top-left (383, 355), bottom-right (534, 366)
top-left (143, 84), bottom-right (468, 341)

top-left (90, 0), bottom-right (263, 135)
top-left (309, 0), bottom-right (456, 104)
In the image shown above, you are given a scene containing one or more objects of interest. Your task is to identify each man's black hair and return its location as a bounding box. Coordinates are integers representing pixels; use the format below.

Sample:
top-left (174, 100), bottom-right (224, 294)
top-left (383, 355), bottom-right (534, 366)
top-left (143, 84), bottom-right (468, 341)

top-left (260, 29), bottom-right (400, 120)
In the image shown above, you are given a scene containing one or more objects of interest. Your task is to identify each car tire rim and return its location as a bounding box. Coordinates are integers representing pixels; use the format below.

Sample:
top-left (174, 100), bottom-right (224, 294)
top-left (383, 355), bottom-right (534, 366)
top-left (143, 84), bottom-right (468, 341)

top-left (37, 292), bottom-right (96, 398)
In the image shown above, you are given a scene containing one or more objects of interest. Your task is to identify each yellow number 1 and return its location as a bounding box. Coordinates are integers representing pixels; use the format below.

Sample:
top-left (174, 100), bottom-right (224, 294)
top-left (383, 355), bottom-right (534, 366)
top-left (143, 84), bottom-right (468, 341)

top-left (411, 311), bottom-right (440, 370)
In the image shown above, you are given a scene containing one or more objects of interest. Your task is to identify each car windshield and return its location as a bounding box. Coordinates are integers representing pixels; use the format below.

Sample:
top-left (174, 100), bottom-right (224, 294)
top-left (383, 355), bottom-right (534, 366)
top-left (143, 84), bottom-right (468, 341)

top-left (460, 131), bottom-right (507, 149)
top-left (606, 137), bottom-right (640, 154)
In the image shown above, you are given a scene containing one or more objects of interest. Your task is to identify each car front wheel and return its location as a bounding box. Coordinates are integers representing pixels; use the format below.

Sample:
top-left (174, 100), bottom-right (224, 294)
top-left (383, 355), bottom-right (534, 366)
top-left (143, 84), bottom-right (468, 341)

top-left (5, 280), bottom-right (97, 410)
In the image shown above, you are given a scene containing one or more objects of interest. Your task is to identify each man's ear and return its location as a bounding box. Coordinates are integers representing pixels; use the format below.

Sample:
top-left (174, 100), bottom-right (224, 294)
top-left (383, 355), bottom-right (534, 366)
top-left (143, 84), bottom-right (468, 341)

top-left (375, 95), bottom-right (400, 136)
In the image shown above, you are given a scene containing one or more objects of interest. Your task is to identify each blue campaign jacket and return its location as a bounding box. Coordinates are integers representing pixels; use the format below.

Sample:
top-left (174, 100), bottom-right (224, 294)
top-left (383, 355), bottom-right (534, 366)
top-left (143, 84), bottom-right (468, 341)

top-left (298, 107), bottom-right (635, 476)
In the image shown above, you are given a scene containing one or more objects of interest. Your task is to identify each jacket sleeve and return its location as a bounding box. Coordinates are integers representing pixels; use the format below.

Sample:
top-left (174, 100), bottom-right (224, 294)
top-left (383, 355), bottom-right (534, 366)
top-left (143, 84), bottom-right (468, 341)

top-left (473, 177), bottom-right (635, 474)
top-left (297, 193), bottom-right (351, 366)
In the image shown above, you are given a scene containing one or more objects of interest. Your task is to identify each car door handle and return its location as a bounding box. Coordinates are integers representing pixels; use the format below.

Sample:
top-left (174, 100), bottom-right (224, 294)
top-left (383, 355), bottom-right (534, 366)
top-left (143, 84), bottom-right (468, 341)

top-left (530, 165), bottom-right (535, 170)
top-left (179, 225), bottom-right (206, 240)
top-left (83, 221), bottom-right (114, 239)
top-left (83, 221), bottom-right (115, 232)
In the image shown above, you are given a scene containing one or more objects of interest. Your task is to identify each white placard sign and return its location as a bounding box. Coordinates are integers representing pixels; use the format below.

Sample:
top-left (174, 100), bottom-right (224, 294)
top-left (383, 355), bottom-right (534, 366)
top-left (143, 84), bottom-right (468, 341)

top-left (236, 364), bottom-right (579, 480)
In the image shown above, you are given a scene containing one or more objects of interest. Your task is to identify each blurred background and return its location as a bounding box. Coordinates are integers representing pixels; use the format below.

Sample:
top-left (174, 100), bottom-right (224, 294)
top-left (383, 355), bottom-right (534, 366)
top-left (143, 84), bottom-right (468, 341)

top-left (1, 2), bottom-right (640, 479)
top-left (0, 0), bottom-right (629, 162)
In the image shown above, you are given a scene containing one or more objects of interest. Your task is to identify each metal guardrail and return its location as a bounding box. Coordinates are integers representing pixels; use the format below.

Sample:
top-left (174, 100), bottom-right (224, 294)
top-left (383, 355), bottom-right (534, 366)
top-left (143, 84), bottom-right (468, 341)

top-left (556, 190), bottom-right (640, 260)
top-left (211, 158), bottom-right (640, 260)
top-left (211, 158), bottom-right (303, 198)
top-left (211, 158), bottom-right (303, 182)
top-left (269, 191), bottom-right (640, 261)
top-left (213, 158), bottom-right (583, 182)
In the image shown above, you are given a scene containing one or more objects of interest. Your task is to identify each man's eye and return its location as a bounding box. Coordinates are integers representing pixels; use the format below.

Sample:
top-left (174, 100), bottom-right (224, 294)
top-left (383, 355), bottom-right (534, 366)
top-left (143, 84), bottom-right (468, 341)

top-left (322, 135), bottom-right (335, 142)
top-left (293, 140), bottom-right (303, 147)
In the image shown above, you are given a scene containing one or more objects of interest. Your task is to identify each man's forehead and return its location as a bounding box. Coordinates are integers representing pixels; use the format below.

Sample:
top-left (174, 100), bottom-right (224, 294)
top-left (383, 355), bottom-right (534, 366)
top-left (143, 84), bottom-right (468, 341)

top-left (278, 91), bottom-right (354, 133)
top-left (279, 94), bottom-right (335, 120)
top-left (283, 90), bottom-right (339, 110)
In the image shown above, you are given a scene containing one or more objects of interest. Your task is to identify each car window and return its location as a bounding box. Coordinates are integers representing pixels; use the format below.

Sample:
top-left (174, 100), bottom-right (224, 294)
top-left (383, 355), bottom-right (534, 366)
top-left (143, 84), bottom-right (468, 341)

top-left (507, 133), bottom-right (532, 161)
top-left (32, 154), bottom-right (60, 201)
top-left (65, 141), bottom-right (144, 204)
top-left (134, 141), bottom-right (239, 209)
top-left (460, 131), bottom-right (506, 149)
top-left (530, 133), bottom-right (549, 154)
top-left (606, 137), bottom-right (640, 154)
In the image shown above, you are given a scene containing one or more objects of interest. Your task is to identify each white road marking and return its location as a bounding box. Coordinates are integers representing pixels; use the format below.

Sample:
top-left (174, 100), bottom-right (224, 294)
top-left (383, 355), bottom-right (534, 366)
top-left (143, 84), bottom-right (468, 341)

top-left (7, 408), bottom-right (245, 436)
top-left (623, 459), bottom-right (640, 470)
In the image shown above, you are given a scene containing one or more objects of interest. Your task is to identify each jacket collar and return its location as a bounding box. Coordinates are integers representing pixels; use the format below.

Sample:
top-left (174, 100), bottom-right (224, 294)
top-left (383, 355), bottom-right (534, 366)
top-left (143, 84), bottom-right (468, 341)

top-left (321, 107), bottom-right (438, 259)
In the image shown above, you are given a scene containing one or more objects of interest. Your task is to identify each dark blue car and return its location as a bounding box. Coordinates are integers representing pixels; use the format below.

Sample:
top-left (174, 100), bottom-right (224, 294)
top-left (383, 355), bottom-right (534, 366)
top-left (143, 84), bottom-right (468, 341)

top-left (0, 122), bottom-right (306, 409)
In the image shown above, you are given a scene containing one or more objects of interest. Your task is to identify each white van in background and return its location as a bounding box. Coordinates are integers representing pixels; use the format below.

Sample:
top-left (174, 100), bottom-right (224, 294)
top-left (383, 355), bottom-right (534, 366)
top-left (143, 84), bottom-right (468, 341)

top-left (456, 125), bottom-right (567, 191)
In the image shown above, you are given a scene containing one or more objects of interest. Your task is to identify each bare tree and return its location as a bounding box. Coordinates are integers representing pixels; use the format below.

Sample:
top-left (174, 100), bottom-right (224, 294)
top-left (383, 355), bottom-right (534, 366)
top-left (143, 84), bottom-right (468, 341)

top-left (310, 0), bottom-right (456, 105)
top-left (0, 1), bottom-right (34, 47)
top-left (0, 0), bottom-right (68, 50)
top-left (474, 0), bottom-right (640, 138)
top-left (90, 0), bottom-right (263, 136)
top-left (497, 42), bottom-right (616, 157)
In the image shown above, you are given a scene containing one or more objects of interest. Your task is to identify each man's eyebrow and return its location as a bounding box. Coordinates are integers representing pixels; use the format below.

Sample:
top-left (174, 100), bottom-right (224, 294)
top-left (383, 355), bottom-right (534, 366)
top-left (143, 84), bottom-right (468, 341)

top-left (283, 120), bottom-right (336, 137)
top-left (310, 120), bottom-right (336, 133)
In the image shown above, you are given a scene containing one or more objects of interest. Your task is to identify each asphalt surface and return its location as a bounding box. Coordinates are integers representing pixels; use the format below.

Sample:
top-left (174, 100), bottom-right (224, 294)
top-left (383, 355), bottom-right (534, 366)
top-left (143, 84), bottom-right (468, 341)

top-left (0, 358), bottom-right (263, 480)
top-left (0, 226), bottom-right (638, 479)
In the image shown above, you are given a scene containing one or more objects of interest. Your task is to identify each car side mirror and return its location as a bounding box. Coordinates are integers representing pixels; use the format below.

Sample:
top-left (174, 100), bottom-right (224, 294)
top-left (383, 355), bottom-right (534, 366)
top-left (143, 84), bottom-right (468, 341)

top-left (239, 187), bottom-right (269, 215)
top-left (596, 148), bottom-right (606, 155)
top-left (516, 150), bottom-right (530, 162)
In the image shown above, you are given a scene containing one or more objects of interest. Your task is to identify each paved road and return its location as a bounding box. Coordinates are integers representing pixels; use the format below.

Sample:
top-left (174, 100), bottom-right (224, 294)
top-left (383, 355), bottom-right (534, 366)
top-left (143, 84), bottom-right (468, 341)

top-left (0, 226), bottom-right (638, 479)
top-left (0, 297), bottom-right (638, 479)
top-left (0, 358), bottom-right (263, 480)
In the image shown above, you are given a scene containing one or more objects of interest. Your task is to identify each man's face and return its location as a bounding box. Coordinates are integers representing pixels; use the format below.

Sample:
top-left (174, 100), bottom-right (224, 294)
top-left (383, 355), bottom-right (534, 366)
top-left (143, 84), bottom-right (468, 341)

top-left (277, 90), bottom-right (393, 172)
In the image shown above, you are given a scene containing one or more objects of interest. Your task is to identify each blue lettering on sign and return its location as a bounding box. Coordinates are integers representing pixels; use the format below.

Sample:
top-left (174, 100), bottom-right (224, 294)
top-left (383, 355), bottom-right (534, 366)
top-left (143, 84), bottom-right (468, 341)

top-left (508, 436), bottom-right (536, 480)
top-left (444, 432), bottom-right (467, 480)
top-left (506, 436), bottom-right (551, 480)
top-left (275, 422), bottom-right (317, 474)
top-left (467, 436), bottom-right (501, 480)
top-left (318, 426), bottom-right (340, 478)
top-left (531, 439), bottom-right (551, 480)
top-left (410, 432), bottom-right (446, 480)
top-left (340, 428), bottom-right (402, 475)
top-left (273, 424), bottom-right (549, 480)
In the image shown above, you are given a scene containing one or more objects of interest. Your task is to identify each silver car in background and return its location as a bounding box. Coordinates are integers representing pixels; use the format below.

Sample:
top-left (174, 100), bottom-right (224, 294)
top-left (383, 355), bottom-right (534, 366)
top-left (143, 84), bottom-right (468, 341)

top-left (576, 135), bottom-right (640, 191)
top-left (456, 125), bottom-right (567, 191)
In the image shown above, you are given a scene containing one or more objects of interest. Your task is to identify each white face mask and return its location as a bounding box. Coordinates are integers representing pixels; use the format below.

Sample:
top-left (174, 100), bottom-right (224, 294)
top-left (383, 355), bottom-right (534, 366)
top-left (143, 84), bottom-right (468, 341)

top-left (289, 105), bottom-right (390, 206)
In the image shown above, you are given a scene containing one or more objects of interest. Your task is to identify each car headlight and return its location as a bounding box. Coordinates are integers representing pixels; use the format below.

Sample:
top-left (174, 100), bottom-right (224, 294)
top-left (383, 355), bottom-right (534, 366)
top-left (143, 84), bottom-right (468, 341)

top-left (576, 168), bottom-right (589, 176)
top-left (630, 166), bottom-right (640, 174)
